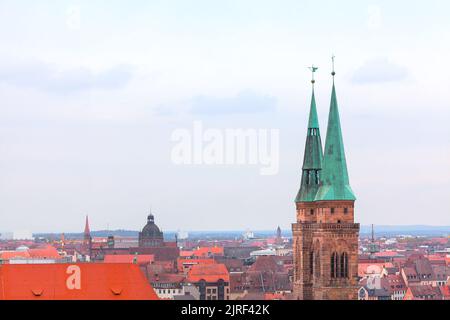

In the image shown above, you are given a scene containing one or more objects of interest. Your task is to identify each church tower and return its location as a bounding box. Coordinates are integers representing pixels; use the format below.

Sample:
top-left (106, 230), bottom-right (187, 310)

top-left (292, 60), bottom-right (359, 300)
top-left (83, 215), bottom-right (92, 257)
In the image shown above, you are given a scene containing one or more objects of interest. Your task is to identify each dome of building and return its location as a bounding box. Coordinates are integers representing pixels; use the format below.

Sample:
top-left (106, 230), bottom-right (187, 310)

top-left (139, 213), bottom-right (164, 248)
top-left (141, 214), bottom-right (163, 238)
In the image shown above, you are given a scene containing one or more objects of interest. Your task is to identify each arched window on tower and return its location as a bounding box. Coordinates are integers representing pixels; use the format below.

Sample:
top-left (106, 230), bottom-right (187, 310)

top-left (330, 252), bottom-right (338, 278)
top-left (310, 251), bottom-right (314, 275)
top-left (340, 252), bottom-right (348, 278)
top-left (315, 250), bottom-right (321, 278)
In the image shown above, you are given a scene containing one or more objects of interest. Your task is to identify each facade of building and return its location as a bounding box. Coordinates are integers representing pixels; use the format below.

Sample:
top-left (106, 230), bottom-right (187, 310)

top-left (292, 66), bottom-right (359, 300)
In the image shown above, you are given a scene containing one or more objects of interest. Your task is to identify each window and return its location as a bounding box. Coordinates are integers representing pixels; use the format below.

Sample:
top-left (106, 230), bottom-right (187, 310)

top-left (344, 208), bottom-right (348, 214)
top-left (330, 208), bottom-right (335, 214)
top-left (310, 209), bottom-right (314, 215)
top-left (330, 252), bottom-right (338, 278)
top-left (310, 251), bottom-right (314, 275)
top-left (315, 251), bottom-right (321, 278)
top-left (340, 252), bottom-right (348, 278)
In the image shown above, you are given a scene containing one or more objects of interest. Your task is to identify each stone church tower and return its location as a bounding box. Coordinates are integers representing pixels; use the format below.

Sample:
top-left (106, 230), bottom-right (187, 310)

top-left (292, 63), bottom-right (359, 300)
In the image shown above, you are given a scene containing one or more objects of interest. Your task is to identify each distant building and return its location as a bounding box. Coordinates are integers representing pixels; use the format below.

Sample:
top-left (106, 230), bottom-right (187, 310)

top-left (250, 248), bottom-right (276, 257)
top-left (275, 226), bottom-right (283, 245)
top-left (83, 215), bottom-right (92, 257)
top-left (139, 214), bottom-right (164, 248)
top-left (243, 230), bottom-right (255, 240)
top-left (177, 230), bottom-right (189, 240)
top-left (91, 212), bottom-right (179, 262)
top-left (187, 263), bottom-right (230, 300)
top-left (224, 246), bottom-right (260, 259)
top-left (0, 230), bottom-right (33, 240)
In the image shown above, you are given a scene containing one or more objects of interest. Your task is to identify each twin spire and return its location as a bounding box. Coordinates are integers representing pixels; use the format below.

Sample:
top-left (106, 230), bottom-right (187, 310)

top-left (296, 57), bottom-right (356, 203)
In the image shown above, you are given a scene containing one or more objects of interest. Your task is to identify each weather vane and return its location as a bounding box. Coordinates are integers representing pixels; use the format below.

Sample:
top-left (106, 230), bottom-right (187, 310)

top-left (308, 65), bottom-right (318, 85)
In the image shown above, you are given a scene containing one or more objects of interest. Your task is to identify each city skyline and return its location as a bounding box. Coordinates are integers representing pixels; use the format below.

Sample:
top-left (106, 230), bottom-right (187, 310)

top-left (0, 0), bottom-right (449, 232)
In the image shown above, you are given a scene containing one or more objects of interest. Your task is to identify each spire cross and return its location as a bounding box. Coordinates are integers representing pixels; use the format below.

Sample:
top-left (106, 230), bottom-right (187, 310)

top-left (308, 65), bottom-right (318, 87)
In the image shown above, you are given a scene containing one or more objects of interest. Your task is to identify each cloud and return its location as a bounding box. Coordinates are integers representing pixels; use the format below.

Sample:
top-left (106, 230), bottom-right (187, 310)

top-left (190, 90), bottom-right (277, 115)
top-left (351, 58), bottom-right (408, 84)
top-left (0, 60), bottom-right (134, 93)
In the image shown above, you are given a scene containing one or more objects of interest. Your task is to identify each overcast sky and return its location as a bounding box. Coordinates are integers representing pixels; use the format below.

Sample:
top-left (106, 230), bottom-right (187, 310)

top-left (0, 0), bottom-right (449, 233)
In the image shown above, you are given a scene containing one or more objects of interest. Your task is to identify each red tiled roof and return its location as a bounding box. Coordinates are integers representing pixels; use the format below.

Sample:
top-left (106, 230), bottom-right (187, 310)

top-left (0, 251), bottom-right (31, 260)
top-left (248, 256), bottom-right (284, 273)
top-left (180, 250), bottom-right (194, 257)
top-left (193, 246), bottom-right (224, 257)
top-left (358, 262), bottom-right (389, 277)
top-left (374, 251), bottom-right (400, 257)
top-left (0, 245), bottom-right (61, 261)
top-left (187, 263), bottom-right (229, 283)
top-left (177, 258), bottom-right (216, 272)
top-left (148, 273), bottom-right (185, 284)
top-left (0, 263), bottom-right (158, 300)
top-left (403, 266), bottom-right (418, 277)
top-left (28, 246), bottom-right (61, 259)
top-left (408, 285), bottom-right (442, 300)
top-left (104, 254), bottom-right (154, 265)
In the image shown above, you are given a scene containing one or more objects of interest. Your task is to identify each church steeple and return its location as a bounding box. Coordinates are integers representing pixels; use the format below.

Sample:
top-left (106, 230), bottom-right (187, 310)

top-left (295, 66), bottom-right (324, 203)
top-left (315, 58), bottom-right (355, 201)
top-left (84, 215), bottom-right (91, 241)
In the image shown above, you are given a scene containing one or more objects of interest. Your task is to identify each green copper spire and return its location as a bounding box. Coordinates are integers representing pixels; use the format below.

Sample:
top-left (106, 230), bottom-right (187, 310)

top-left (295, 66), bottom-right (323, 203)
top-left (308, 90), bottom-right (320, 129)
top-left (315, 61), bottom-right (356, 201)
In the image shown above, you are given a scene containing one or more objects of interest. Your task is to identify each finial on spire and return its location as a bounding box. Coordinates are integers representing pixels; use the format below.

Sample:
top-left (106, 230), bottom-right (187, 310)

top-left (331, 54), bottom-right (336, 77)
top-left (308, 65), bottom-right (318, 86)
